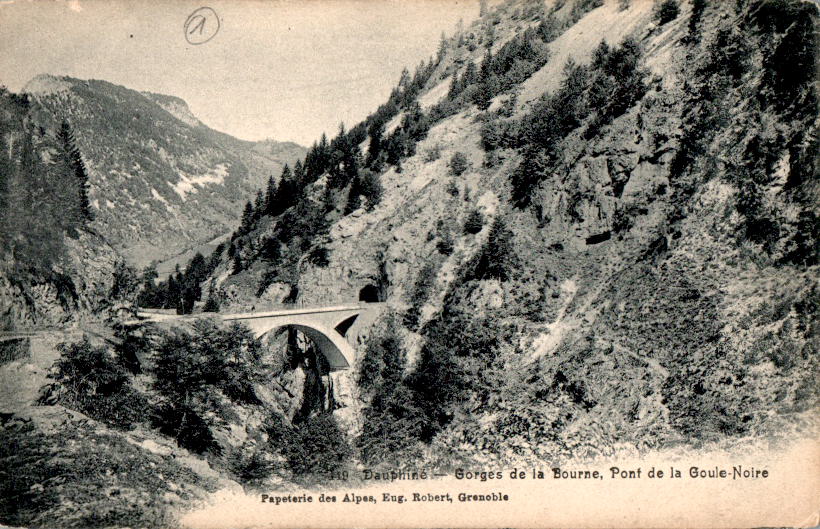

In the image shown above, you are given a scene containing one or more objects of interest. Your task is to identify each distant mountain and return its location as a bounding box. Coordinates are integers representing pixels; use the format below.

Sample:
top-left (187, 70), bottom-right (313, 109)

top-left (23, 75), bottom-right (306, 268)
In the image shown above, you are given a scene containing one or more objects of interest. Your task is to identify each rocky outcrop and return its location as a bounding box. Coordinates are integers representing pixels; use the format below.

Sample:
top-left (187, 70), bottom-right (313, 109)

top-left (0, 231), bottom-right (125, 331)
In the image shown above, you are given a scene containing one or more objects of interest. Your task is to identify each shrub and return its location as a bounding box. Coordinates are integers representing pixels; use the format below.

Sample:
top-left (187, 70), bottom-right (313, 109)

top-left (110, 260), bottom-right (140, 302)
top-left (404, 260), bottom-right (441, 329)
top-left (423, 145), bottom-right (442, 162)
top-left (463, 209), bottom-right (485, 234)
top-left (446, 179), bottom-right (460, 197)
top-left (436, 228), bottom-right (455, 256)
top-left (360, 169), bottom-right (384, 211)
top-left (409, 303), bottom-right (510, 440)
top-left (655, 0), bottom-right (680, 25)
top-left (358, 314), bottom-right (405, 395)
top-left (266, 413), bottom-right (352, 477)
top-left (42, 338), bottom-right (148, 429)
top-left (228, 443), bottom-right (275, 485)
top-left (449, 152), bottom-right (470, 176)
top-left (203, 293), bottom-right (220, 312)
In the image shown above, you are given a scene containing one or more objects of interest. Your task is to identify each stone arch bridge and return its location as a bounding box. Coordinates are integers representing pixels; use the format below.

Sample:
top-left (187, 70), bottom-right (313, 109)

top-left (126, 304), bottom-right (384, 371)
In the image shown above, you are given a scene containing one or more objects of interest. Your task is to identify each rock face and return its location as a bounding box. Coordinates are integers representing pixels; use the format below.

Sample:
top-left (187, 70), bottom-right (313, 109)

top-left (0, 231), bottom-right (124, 330)
top-left (24, 75), bottom-right (306, 269)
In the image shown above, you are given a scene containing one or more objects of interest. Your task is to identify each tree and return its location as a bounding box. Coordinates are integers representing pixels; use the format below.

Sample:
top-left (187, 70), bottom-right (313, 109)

top-left (238, 200), bottom-right (254, 236)
top-left (366, 119), bottom-right (385, 168)
top-left (462, 61), bottom-right (479, 89)
top-left (136, 265), bottom-right (162, 308)
top-left (654, 0), bottom-right (680, 25)
top-left (266, 413), bottom-right (352, 476)
top-left (45, 338), bottom-right (148, 429)
top-left (56, 121), bottom-right (94, 234)
top-left (110, 260), bottom-right (140, 302)
top-left (151, 322), bottom-right (263, 453)
top-left (264, 174), bottom-right (277, 215)
top-left (463, 209), bottom-right (485, 234)
top-left (270, 164), bottom-right (299, 216)
top-left (203, 293), bottom-right (221, 312)
top-left (344, 177), bottom-right (363, 214)
top-left (449, 152), bottom-right (470, 176)
top-left (436, 226), bottom-right (454, 256)
top-left (467, 216), bottom-right (518, 281)
top-left (356, 315), bottom-right (424, 464)
top-left (359, 169), bottom-right (383, 211)
top-left (252, 190), bottom-right (265, 220)
top-left (687, 0), bottom-right (707, 39)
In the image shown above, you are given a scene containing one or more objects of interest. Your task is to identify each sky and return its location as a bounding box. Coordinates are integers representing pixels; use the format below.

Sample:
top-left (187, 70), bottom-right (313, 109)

top-left (0, 0), bottom-right (479, 146)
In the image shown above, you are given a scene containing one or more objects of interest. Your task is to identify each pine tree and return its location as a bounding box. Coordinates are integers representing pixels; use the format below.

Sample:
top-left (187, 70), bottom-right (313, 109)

top-left (203, 293), bottom-right (220, 312)
top-left (437, 32), bottom-right (448, 62)
top-left (470, 217), bottom-right (518, 281)
top-left (510, 147), bottom-right (549, 208)
top-left (344, 176), bottom-right (363, 214)
top-left (366, 120), bottom-right (384, 168)
top-left (57, 121), bottom-right (94, 228)
top-left (264, 174), bottom-right (277, 215)
top-left (462, 61), bottom-right (478, 88)
top-left (252, 190), bottom-right (265, 221)
top-left (293, 159), bottom-right (306, 187)
top-left (238, 200), bottom-right (254, 235)
top-left (463, 209), bottom-right (485, 234)
top-left (270, 164), bottom-right (298, 216)
top-left (360, 169), bottom-right (383, 211)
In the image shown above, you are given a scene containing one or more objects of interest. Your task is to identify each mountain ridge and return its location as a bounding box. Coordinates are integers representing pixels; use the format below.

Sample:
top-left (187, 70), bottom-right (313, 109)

top-left (23, 74), bottom-right (306, 269)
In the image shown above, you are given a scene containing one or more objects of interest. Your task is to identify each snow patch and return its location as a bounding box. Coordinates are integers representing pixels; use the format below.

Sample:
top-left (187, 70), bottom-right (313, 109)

top-left (171, 163), bottom-right (229, 200)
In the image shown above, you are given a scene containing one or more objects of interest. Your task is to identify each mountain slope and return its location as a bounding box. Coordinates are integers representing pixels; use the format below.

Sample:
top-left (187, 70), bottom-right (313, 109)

top-left (24, 75), bottom-right (306, 269)
top-left (214, 0), bottom-right (819, 465)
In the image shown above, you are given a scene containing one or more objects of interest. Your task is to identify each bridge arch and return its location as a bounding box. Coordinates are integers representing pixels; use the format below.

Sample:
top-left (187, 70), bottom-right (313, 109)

top-left (227, 308), bottom-right (364, 372)
top-left (246, 320), bottom-right (355, 371)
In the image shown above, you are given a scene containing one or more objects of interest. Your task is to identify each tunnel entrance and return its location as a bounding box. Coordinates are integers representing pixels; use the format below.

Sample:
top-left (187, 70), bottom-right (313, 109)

top-left (358, 284), bottom-right (384, 303)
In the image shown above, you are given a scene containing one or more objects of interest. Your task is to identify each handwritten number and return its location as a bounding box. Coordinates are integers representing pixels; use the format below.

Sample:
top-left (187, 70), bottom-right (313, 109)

top-left (188, 16), bottom-right (206, 36)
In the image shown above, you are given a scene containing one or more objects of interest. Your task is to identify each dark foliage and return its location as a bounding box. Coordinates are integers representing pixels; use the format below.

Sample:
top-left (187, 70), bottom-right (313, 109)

top-left (464, 217), bottom-right (519, 282)
top-left (654, 0), bottom-right (680, 25)
top-left (264, 413), bottom-right (352, 477)
top-left (409, 302), bottom-right (509, 440)
top-left (151, 322), bottom-right (263, 454)
top-left (136, 250), bottom-right (220, 314)
top-left (509, 39), bottom-right (647, 206)
top-left (463, 209), bottom-right (485, 234)
top-left (0, 94), bottom-right (95, 276)
top-left (357, 315), bottom-right (425, 463)
top-left (448, 152), bottom-right (470, 176)
top-left (42, 338), bottom-right (149, 429)
top-left (404, 258), bottom-right (442, 329)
